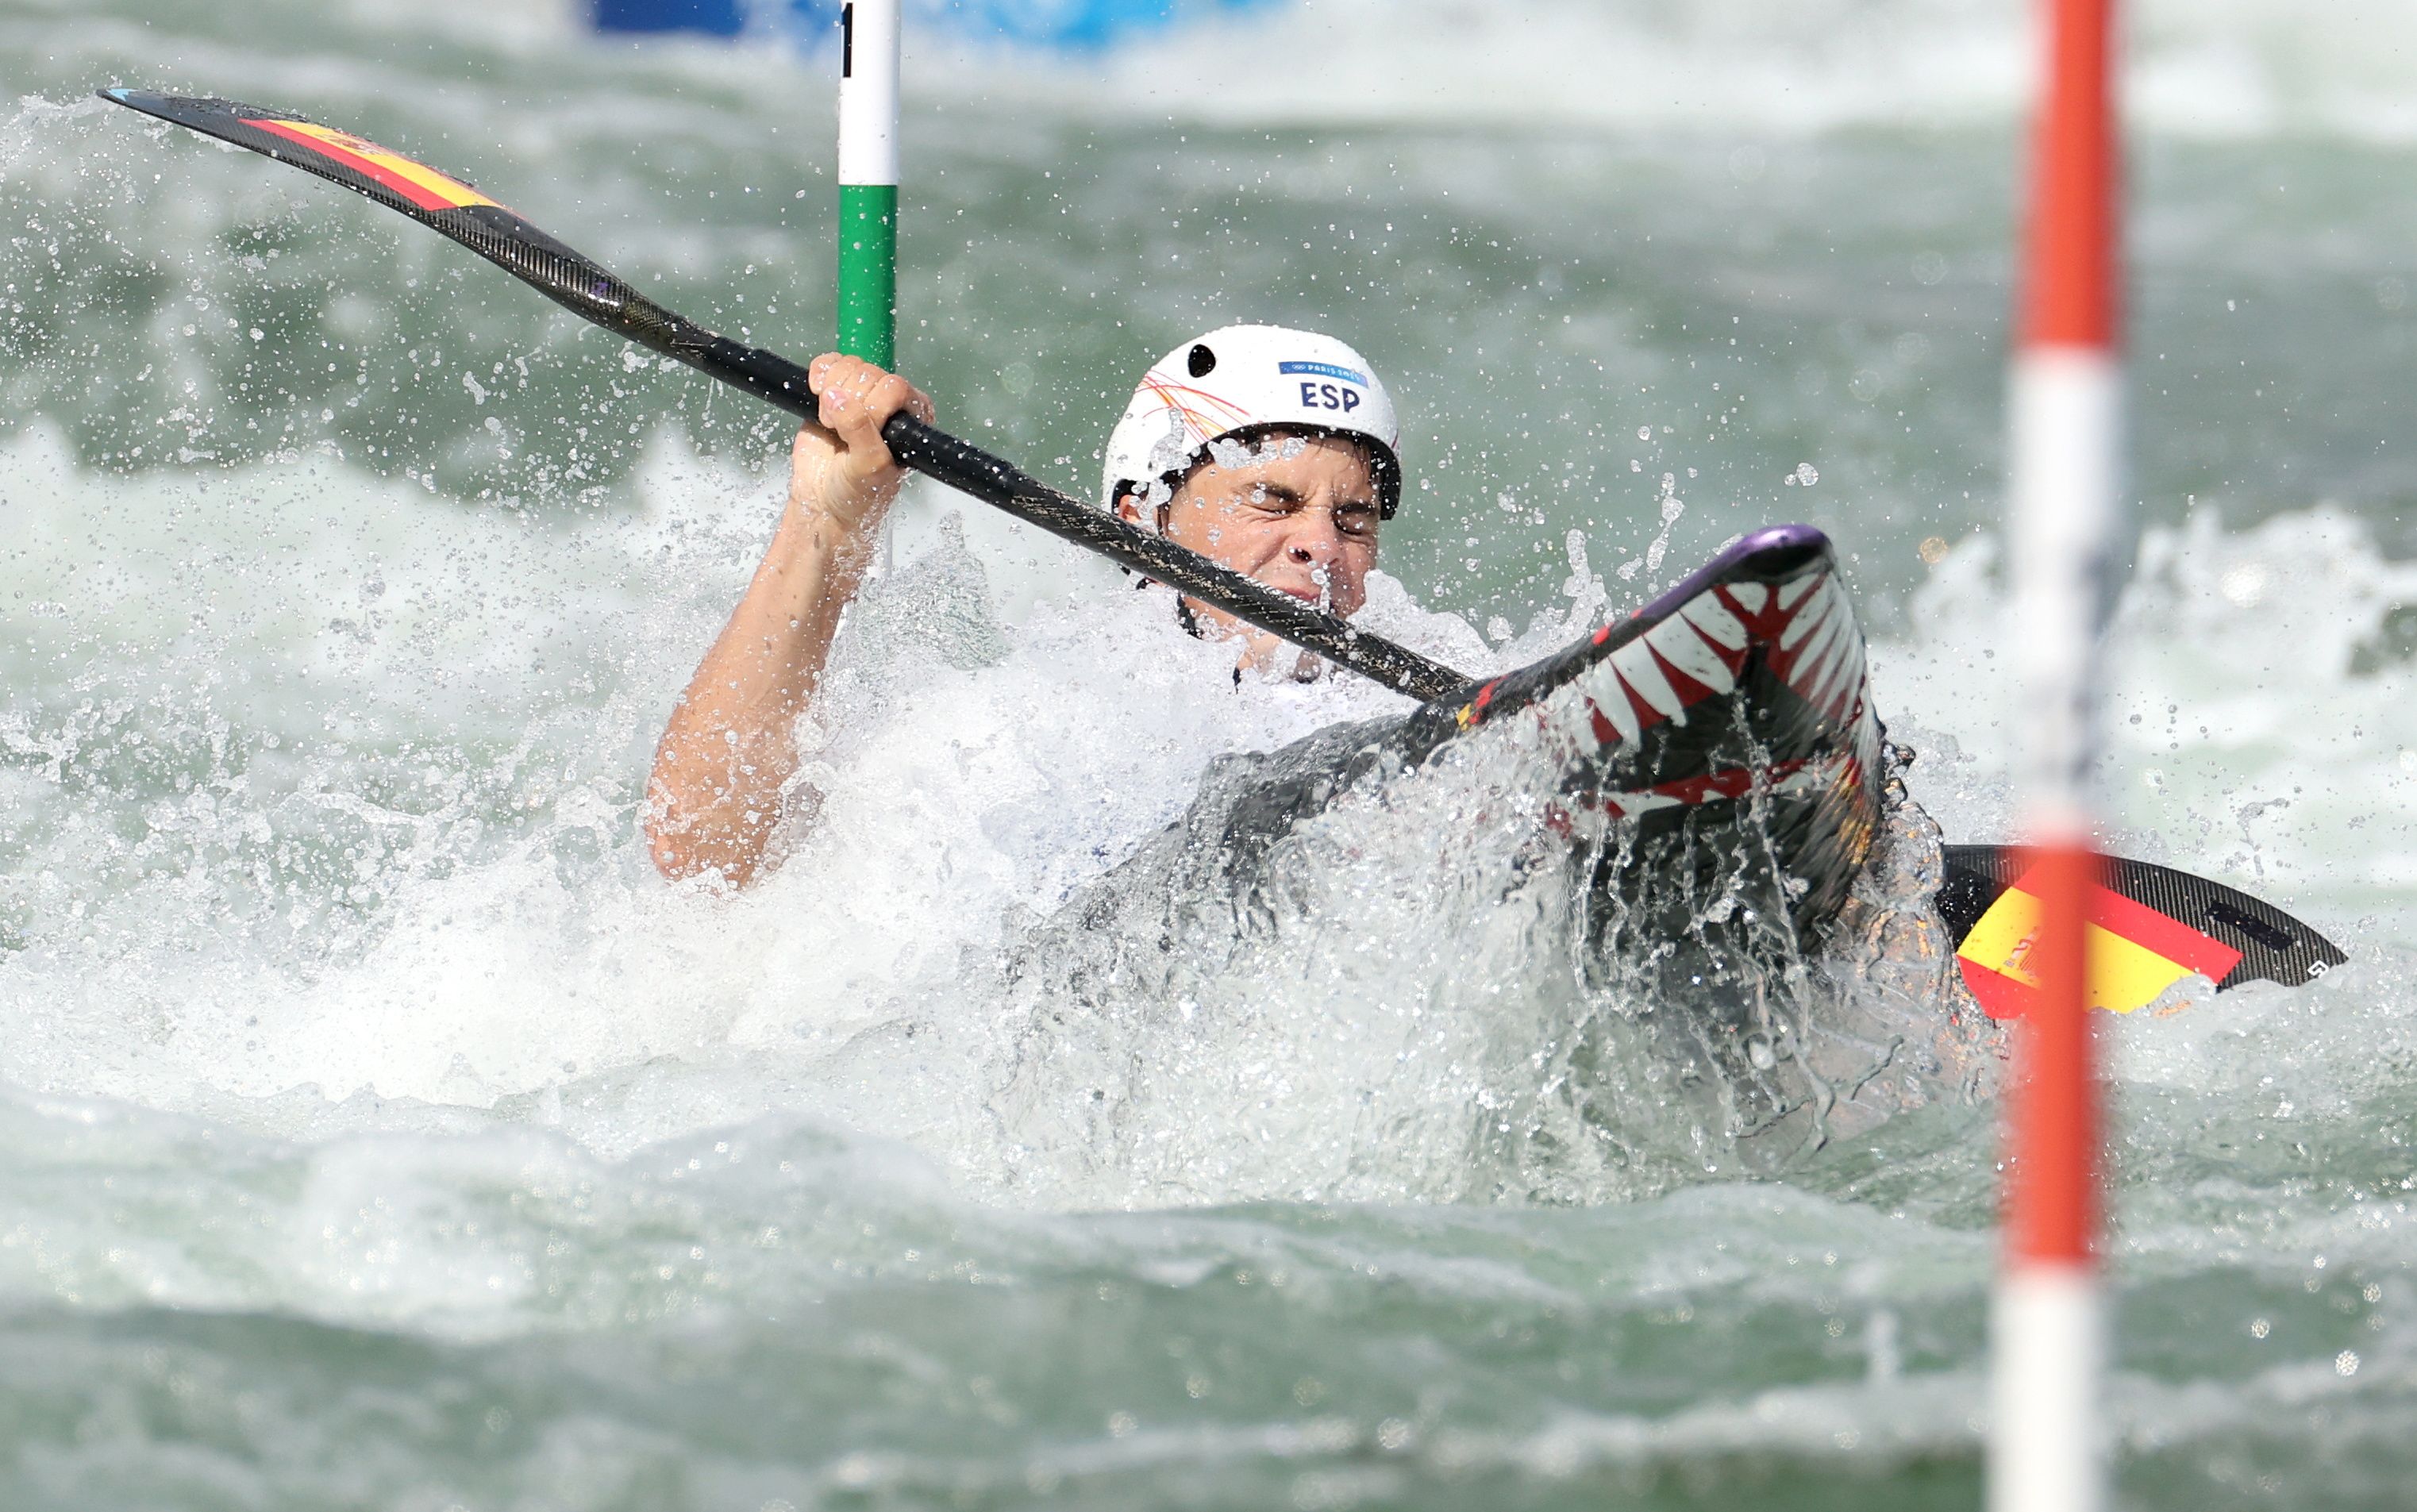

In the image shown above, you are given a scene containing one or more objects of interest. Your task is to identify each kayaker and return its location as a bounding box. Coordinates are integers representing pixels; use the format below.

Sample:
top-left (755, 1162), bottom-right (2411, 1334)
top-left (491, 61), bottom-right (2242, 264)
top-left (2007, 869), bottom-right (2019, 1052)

top-left (645, 324), bottom-right (1403, 886)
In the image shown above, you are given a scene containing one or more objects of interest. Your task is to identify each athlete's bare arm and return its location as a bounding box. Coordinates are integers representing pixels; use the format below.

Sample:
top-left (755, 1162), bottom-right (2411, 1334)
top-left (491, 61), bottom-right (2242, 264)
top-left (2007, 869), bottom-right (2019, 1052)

top-left (645, 355), bottom-right (933, 887)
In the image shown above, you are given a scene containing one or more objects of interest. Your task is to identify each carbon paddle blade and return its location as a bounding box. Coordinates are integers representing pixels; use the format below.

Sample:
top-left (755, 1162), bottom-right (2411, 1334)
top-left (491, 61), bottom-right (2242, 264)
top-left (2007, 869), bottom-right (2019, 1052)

top-left (98, 90), bottom-right (744, 375)
top-left (1938, 843), bottom-right (2346, 1018)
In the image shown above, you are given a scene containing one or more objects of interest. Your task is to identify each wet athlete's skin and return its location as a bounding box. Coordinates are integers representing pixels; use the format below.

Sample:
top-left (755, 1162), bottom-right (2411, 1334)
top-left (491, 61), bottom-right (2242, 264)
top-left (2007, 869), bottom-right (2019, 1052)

top-left (645, 355), bottom-right (1387, 887)
top-left (1115, 433), bottom-right (1382, 653)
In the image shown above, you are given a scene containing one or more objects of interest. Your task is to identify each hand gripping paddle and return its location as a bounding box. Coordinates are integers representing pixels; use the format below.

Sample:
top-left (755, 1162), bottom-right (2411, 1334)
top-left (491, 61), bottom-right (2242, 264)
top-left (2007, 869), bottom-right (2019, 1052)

top-left (98, 87), bottom-right (2348, 1007)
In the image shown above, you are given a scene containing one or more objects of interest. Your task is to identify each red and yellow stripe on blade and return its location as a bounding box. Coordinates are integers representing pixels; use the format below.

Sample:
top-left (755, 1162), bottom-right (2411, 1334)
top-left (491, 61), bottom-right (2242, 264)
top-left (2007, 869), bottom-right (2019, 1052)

top-left (1957, 862), bottom-right (2242, 1020)
top-left (248, 119), bottom-right (498, 214)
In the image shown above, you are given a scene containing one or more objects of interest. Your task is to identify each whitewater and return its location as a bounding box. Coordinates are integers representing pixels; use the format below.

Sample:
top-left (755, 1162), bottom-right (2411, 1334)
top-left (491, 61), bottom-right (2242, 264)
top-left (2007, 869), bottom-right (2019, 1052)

top-left (3, 0), bottom-right (2415, 1506)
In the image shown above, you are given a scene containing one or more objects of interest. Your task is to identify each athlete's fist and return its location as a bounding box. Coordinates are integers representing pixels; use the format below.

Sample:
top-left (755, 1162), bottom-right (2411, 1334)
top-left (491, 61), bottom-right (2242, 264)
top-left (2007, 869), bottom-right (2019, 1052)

top-left (786, 353), bottom-right (936, 536)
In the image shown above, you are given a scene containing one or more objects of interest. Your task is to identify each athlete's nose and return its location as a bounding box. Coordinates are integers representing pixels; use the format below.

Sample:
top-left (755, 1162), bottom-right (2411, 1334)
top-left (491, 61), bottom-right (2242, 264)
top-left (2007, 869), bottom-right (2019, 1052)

top-left (1285, 506), bottom-right (1346, 567)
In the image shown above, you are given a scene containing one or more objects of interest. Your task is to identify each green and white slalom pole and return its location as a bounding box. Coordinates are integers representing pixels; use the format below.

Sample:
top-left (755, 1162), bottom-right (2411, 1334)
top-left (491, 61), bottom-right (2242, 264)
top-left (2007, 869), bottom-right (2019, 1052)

top-left (836, 0), bottom-right (899, 367)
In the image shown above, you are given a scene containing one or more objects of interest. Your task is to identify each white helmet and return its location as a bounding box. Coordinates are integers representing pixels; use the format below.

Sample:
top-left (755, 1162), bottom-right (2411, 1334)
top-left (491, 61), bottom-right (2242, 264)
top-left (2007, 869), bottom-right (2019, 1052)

top-left (1099, 324), bottom-right (1403, 521)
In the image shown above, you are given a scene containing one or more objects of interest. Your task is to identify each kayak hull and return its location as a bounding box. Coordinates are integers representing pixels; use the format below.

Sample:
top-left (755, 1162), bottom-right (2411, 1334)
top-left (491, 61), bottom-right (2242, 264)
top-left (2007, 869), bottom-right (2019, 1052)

top-left (1419, 525), bottom-right (1884, 967)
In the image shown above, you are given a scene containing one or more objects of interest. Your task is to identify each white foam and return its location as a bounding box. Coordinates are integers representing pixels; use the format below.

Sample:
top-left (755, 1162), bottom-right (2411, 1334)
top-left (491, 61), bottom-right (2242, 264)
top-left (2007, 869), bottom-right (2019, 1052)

top-left (898, 0), bottom-right (2417, 141)
top-left (1880, 503), bottom-right (2417, 921)
top-left (156, 0), bottom-right (2417, 142)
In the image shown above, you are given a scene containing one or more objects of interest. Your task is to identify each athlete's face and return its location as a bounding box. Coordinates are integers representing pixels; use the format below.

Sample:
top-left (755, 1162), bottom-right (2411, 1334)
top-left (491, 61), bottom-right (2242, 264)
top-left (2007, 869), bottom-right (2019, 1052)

top-left (1120, 432), bottom-right (1383, 674)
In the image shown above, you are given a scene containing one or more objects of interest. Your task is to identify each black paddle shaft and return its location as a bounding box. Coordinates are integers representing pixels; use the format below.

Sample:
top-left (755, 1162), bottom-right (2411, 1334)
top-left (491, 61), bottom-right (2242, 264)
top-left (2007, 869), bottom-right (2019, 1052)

top-left (94, 90), bottom-right (1468, 704)
top-left (699, 336), bottom-right (1468, 701)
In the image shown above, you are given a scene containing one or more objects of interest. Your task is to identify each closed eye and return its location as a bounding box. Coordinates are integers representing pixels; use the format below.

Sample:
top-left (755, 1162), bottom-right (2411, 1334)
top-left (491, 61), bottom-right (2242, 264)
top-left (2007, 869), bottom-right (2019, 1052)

top-left (1239, 484), bottom-right (1380, 537)
top-left (1334, 504), bottom-right (1380, 537)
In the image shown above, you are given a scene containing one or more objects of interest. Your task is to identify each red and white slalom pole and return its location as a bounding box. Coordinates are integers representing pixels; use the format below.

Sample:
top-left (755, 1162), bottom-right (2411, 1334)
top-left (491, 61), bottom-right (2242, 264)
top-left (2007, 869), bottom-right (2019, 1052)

top-left (1992, 2), bottom-right (2122, 1510)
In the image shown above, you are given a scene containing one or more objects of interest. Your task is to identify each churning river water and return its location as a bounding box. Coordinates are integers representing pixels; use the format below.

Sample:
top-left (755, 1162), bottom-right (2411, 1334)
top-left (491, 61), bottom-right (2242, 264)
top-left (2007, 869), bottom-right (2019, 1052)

top-left (5, 0), bottom-right (2417, 1506)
